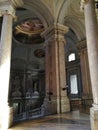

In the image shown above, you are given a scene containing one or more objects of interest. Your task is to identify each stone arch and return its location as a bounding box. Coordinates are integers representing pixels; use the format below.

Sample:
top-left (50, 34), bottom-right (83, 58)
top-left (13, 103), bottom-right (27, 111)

top-left (56, 0), bottom-right (70, 24)
top-left (64, 16), bottom-right (85, 41)
top-left (56, 0), bottom-right (85, 41)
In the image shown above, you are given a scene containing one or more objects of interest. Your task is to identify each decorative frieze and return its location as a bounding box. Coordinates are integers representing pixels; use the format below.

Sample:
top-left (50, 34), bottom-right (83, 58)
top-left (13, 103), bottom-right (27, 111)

top-left (0, 2), bottom-right (15, 127)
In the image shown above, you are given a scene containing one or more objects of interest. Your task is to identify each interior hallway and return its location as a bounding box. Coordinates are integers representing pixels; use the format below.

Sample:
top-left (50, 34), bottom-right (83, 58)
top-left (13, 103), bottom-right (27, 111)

top-left (7, 111), bottom-right (91, 130)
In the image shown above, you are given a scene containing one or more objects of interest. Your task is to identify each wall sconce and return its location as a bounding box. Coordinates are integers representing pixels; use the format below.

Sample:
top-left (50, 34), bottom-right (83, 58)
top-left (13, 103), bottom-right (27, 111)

top-left (62, 85), bottom-right (68, 91)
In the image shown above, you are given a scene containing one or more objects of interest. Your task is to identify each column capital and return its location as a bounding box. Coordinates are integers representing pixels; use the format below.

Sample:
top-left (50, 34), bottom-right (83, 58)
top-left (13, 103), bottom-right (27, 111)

top-left (80, 0), bottom-right (89, 11)
top-left (0, 1), bottom-right (16, 18)
top-left (41, 23), bottom-right (69, 43)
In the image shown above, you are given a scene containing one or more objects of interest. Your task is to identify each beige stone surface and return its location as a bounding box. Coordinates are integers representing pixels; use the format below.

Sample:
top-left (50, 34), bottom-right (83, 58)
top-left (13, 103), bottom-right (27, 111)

top-left (90, 107), bottom-right (98, 130)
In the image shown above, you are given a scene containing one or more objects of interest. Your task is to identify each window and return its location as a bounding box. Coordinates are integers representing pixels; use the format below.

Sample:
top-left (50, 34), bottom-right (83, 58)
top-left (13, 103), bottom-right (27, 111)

top-left (70, 74), bottom-right (78, 94)
top-left (68, 53), bottom-right (76, 62)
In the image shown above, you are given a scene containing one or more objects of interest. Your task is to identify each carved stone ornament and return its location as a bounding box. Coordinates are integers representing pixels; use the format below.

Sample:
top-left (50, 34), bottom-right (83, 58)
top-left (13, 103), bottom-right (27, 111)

top-left (0, 1), bottom-right (15, 17)
top-left (80, 0), bottom-right (89, 11)
top-left (81, 0), bottom-right (89, 4)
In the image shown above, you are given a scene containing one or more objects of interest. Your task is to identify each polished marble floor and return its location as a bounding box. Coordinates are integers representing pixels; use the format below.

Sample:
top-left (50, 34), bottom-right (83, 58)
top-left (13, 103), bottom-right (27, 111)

top-left (7, 110), bottom-right (91, 130)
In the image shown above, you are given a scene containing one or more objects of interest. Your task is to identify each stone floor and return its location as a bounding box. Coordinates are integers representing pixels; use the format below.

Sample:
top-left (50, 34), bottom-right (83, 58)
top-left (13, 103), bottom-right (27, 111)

top-left (7, 110), bottom-right (91, 130)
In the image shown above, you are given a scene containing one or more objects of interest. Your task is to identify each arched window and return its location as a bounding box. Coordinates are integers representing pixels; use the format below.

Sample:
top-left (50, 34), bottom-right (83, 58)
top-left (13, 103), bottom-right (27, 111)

top-left (68, 53), bottom-right (76, 62)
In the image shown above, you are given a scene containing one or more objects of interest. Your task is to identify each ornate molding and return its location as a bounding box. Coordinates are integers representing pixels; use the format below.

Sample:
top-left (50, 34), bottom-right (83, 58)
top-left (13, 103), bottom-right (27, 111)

top-left (41, 23), bottom-right (69, 43)
top-left (0, 1), bottom-right (15, 17)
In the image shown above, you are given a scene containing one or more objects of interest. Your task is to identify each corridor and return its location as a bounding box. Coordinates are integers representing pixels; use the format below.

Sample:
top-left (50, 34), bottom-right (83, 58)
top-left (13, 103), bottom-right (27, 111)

top-left (8, 111), bottom-right (90, 130)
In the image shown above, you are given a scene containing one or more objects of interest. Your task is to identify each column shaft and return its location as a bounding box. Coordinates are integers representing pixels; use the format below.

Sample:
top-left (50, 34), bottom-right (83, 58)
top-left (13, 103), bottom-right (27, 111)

top-left (83, 0), bottom-right (98, 130)
top-left (84, 0), bottom-right (98, 105)
top-left (58, 38), bottom-right (70, 112)
top-left (0, 14), bottom-right (13, 129)
top-left (0, 14), bottom-right (13, 104)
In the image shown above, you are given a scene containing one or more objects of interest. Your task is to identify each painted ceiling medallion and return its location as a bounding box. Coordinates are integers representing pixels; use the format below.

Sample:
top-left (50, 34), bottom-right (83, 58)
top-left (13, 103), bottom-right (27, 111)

top-left (13, 18), bottom-right (44, 45)
top-left (15, 19), bottom-right (44, 35)
top-left (34, 49), bottom-right (45, 58)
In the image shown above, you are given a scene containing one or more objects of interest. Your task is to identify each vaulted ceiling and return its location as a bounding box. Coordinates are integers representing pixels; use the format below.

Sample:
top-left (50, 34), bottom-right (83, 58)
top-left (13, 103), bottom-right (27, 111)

top-left (0, 0), bottom-right (87, 73)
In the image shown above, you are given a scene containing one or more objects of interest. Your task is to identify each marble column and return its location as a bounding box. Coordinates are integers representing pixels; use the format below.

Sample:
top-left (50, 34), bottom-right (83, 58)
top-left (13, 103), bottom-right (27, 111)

top-left (0, 4), bottom-right (15, 129)
top-left (41, 23), bottom-right (70, 115)
top-left (81, 0), bottom-right (98, 130)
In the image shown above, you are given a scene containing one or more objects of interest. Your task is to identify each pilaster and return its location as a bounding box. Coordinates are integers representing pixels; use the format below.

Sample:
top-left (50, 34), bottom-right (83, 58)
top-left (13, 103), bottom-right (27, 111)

top-left (77, 40), bottom-right (92, 96)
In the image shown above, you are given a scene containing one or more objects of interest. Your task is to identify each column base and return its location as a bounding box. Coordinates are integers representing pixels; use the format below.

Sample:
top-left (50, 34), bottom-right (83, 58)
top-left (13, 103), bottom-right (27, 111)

top-left (90, 106), bottom-right (98, 130)
top-left (41, 96), bottom-right (57, 116)
top-left (61, 96), bottom-right (70, 113)
top-left (0, 105), bottom-right (13, 129)
top-left (41, 96), bottom-right (70, 116)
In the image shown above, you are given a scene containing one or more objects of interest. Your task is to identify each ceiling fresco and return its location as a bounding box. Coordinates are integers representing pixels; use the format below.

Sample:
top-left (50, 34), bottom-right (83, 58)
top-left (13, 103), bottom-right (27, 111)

top-left (13, 18), bottom-right (44, 45)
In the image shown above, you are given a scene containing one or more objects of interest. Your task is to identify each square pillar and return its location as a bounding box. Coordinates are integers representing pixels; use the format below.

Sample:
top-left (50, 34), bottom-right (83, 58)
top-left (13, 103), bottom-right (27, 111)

top-left (41, 23), bottom-right (70, 115)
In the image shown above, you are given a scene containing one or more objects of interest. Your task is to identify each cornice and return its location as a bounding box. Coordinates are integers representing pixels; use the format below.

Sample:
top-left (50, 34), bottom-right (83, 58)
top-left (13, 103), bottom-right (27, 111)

top-left (41, 23), bottom-right (68, 42)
